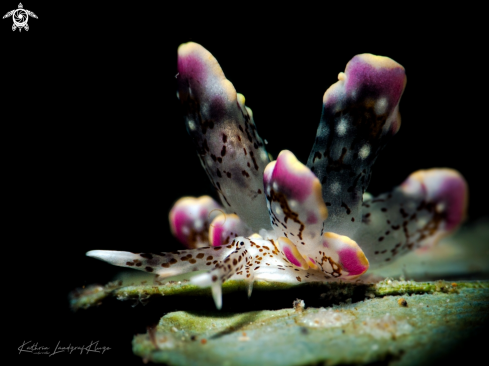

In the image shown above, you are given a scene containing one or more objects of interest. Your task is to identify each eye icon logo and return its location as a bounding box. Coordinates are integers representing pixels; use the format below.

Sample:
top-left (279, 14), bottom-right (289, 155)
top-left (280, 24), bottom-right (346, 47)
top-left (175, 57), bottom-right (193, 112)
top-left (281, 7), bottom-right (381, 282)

top-left (3, 3), bottom-right (37, 32)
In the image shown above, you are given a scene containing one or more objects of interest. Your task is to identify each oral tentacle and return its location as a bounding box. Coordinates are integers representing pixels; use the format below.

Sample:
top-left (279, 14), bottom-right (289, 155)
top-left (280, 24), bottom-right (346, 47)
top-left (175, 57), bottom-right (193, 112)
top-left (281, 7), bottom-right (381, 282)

top-left (307, 54), bottom-right (406, 238)
top-left (177, 42), bottom-right (271, 233)
top-left (355, 168), bottom-right (468, 268)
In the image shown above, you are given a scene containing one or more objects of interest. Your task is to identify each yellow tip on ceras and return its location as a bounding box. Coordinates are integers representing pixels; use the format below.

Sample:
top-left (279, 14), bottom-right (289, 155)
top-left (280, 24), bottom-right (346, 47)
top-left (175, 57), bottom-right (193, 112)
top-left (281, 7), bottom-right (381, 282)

top-left (354, 54), bottom-right (406, 136)
top-left (237, 93), bottom-right (246, 109)
top-left (177, 42), bottom-right (217, 68)
top-left (277, 150), bottom-right (309, 175)
top-left (177, 42), bottom-right (238, 105)
top-left (323, 232), bottom-right (369, 268)
top-left (323, 54), bottom-right (406, 135)
top-left (278, 237), bottom-right (309, 270)
top-left (355, 53), bottom-right (404, 70)
top-left (274, 150), bottom-right (328, 220)
top-left (302, 255), bottom-right (318, 270)
top-left (402, 168), bottom-right (469, 239)
top-left (249, 233), bottom-right (263, 239)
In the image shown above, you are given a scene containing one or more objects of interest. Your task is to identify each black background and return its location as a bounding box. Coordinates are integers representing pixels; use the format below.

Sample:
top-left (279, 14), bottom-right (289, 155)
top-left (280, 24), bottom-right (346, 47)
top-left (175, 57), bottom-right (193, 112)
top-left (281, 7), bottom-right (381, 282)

top-left (5, 2), bottom-right (487, 364)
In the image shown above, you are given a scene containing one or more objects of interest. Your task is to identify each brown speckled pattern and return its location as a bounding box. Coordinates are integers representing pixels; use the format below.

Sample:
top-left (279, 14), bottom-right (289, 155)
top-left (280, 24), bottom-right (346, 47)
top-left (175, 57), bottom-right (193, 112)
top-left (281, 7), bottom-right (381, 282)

top-left (357, 173), bottom-right (464, 268)
top-left (176, 43), bottom-right (271, 233)
top-left (97, 236), bottom-right (347, 288)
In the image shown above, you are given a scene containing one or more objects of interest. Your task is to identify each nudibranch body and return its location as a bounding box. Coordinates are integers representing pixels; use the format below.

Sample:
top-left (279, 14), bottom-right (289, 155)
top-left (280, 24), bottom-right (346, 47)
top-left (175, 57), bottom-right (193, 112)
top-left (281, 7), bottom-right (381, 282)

top-left (87, 43), bottom-right (468, 309)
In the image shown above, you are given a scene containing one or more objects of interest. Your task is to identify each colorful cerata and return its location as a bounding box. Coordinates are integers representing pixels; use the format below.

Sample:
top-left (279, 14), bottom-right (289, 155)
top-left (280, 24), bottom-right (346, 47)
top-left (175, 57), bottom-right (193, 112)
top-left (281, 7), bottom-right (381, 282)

top-left (87, 43), bottom-right (468, 309)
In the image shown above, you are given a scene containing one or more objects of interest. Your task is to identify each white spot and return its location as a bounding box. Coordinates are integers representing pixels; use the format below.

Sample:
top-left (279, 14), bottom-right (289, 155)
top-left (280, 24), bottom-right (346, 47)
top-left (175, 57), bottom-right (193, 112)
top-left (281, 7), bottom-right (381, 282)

top-left (273, 182), bottom-right (278, 191)
top-left (264, 139), bottom-right (268, 145)
top-left (201, 102), bottom-right (209, 116)
top-left (275, 206), bottom-right (283, 216)
top-left (436, 203), bottom-right (445, 213)
top-left (375, 97), bottom-right (388, 115)
top-left (188, 120), bottom-right (196, 131)
top-left (363, 192), bottom-right (373, 201)
top-left (336, 118), bottom-right (348, 137)
top-left (260, 150), bottom-right (268, 162)
top-left (176, 91), bottom-right (180, 99)
top-left (194, 219), bottom-right (203, 230)
top-left (289, 199), bottom-right (297, 209)
top-left (417, 218), bottom-right (427, 228)
top-left (330, 182), bottom-right (341, 195)
top-left (359, 144), bottom-right (370, 159)
top-left (182, 226), bottom-right (189, 235)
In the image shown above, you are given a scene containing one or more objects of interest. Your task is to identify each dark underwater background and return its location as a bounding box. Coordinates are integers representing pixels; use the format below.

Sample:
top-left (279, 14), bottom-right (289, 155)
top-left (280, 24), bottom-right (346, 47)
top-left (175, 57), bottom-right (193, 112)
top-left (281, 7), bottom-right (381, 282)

top-left (5, 2), bottom-right (487, 364)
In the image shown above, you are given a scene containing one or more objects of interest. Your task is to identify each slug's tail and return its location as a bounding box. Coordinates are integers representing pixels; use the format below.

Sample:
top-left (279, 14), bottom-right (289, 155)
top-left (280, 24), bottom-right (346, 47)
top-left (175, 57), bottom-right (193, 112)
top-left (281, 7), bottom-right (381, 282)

top-left (86, 244), bottom-right (237, 280)
top-left (86, 237), bottom-right (273, 310)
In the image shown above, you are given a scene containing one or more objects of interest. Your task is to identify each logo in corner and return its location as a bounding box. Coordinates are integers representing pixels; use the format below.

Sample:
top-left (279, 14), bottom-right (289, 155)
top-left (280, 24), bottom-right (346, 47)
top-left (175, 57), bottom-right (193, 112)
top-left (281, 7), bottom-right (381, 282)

top-left (3, 3), bottom-right (37, 32)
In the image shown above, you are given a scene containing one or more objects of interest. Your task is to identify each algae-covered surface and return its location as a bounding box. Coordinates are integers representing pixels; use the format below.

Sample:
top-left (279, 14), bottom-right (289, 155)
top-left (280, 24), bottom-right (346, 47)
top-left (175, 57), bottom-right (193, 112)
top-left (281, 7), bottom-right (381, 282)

top-left (132, 286), bottom-right (488, 365)
top-left (69, 276), bottom-right (483, 311)
top-left (71, 221), bottom-right (489, 365)
top-left (69, 280), bottom-right (489, 365)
